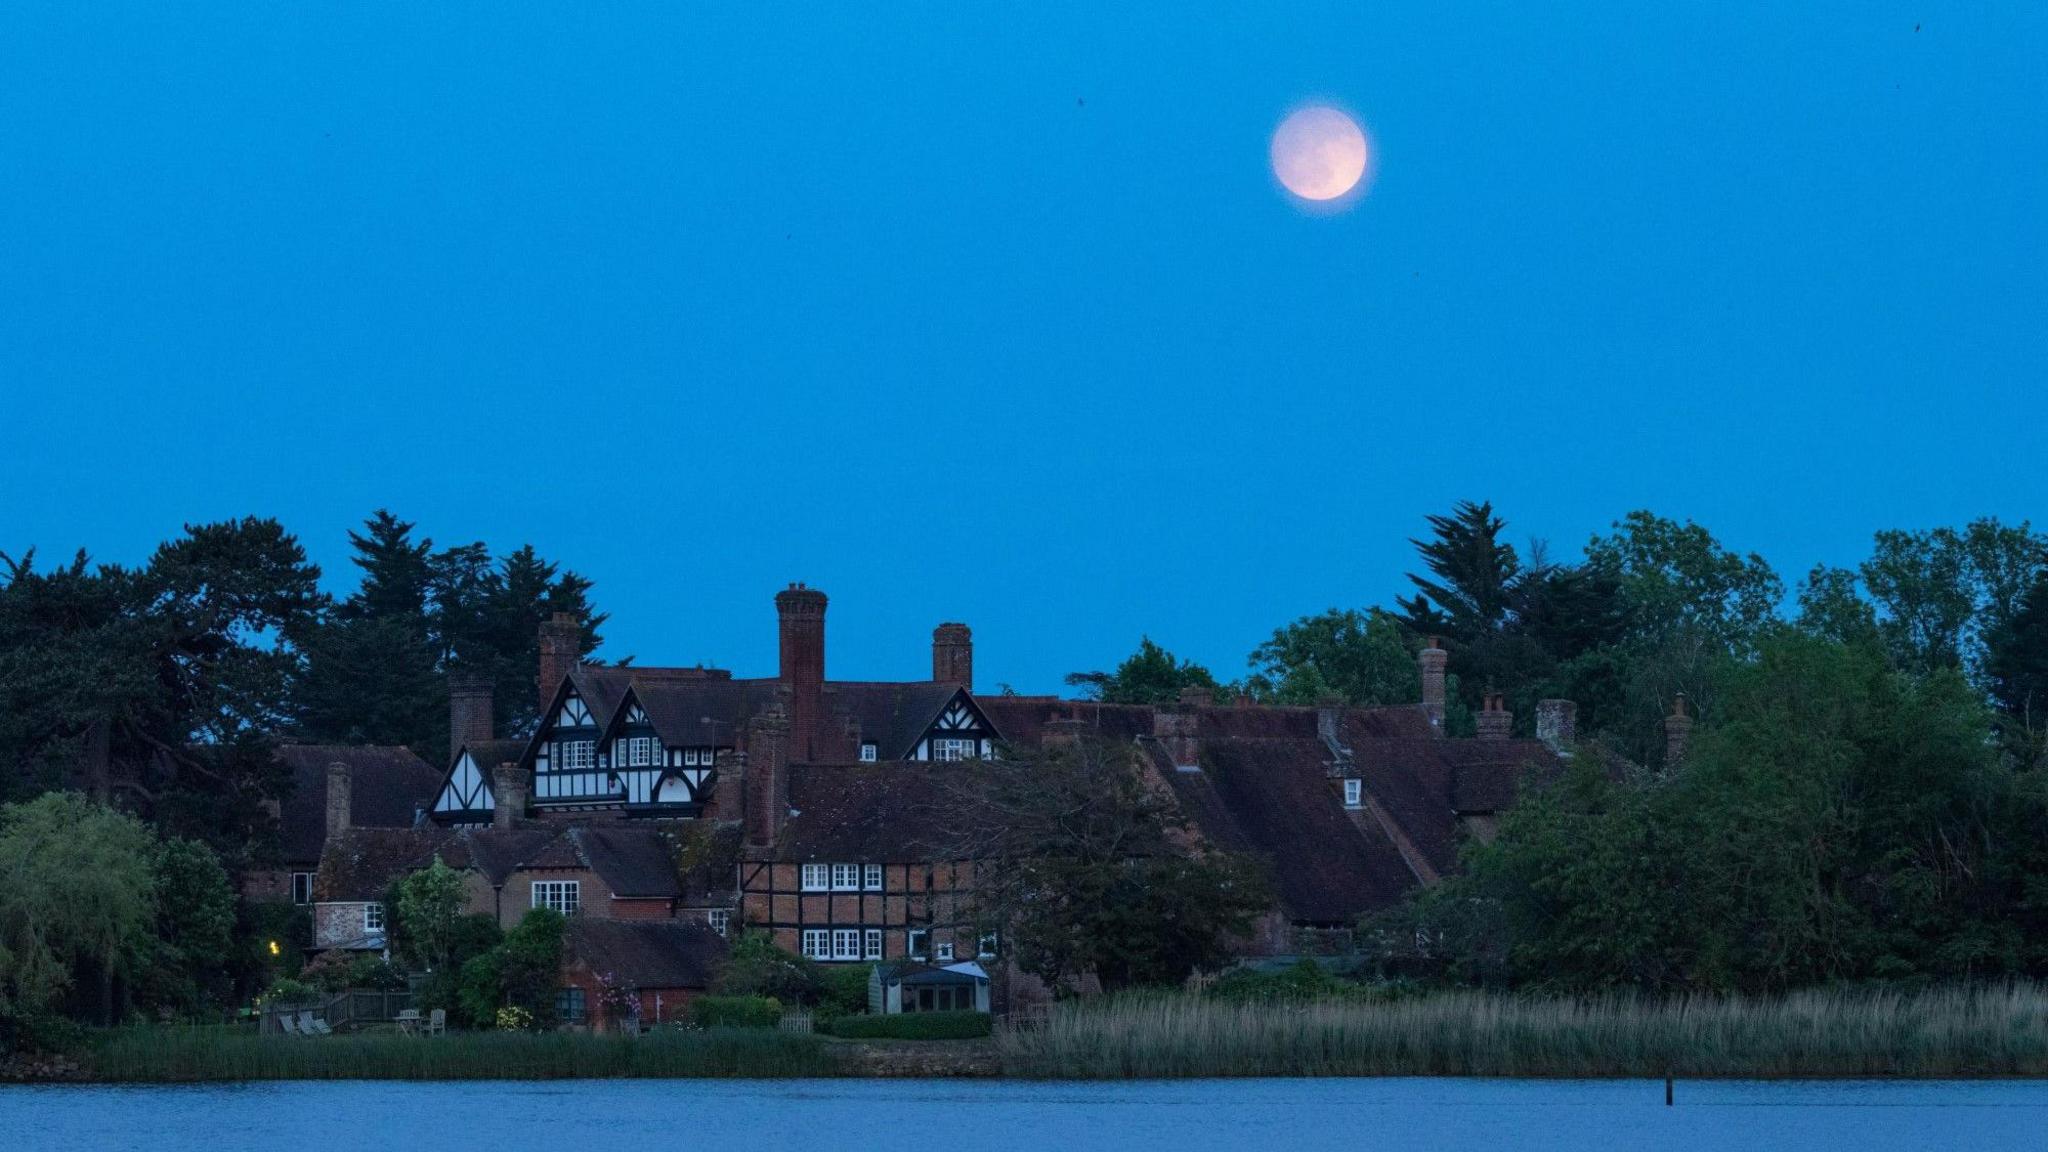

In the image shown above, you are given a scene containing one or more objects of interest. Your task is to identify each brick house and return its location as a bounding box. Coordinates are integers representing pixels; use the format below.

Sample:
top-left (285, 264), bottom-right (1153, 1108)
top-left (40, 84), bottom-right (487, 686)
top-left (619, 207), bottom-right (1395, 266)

top-left (243, 745), bottom-right (439, 907)
top-left (298, 582), bottom-right (1564, 1010)
top-left (559, 919), bottom-right (726, 1029)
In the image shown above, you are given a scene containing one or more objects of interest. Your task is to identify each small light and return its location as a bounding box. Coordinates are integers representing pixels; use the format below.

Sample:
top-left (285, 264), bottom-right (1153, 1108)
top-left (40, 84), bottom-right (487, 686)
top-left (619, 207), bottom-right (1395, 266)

top-left (268, 940), bottom-right (281, 956)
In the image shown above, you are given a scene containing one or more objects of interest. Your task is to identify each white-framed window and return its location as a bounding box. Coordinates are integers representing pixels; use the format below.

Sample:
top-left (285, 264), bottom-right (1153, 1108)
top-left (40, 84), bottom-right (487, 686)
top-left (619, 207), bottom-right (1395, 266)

top-left (907, 928), bottom-right (929, 959)
top-left (1344, 778), bottom-right (1363, 808)
top-left (864, 929), bottom-right (883, 960)
top-left (684, 748), bottom-right (700, 766)
top-left (532, 880), bottom-right (581, 915)
top-left (863, 864), bottom-right (883, 891)
top-left (363, 903), bottom-right (385, 933)
top-left (558, 740), bottom-right (595, 770)
top-left (932, 737), bottom-right (976, 762)
top-left (290, 871), bottom-right (315, 905)
top-left (708, 909), bottom-right (731, 937)
top-left (802, 929), bottom-right (830, 960)
top-left (831, 863), bottom-right (860, 891)
top-left (936, 941), bottom-right (955, 962)
top-left (860, 743), bottom-right (877, 762)
top-left (625, 737), bottom-right (653, 767)
top-left (801, 863), bottom-right (829, 891)
top-left (832, 929), bottom-right (862, 960)
top-left (978, 931), bottom-right (998, 958)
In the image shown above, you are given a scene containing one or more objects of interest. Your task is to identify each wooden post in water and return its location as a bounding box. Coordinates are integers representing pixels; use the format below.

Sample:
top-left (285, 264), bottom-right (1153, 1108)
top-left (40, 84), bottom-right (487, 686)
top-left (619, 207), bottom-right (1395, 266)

top-left (1665, 1076), bottom-right (1673, 1106)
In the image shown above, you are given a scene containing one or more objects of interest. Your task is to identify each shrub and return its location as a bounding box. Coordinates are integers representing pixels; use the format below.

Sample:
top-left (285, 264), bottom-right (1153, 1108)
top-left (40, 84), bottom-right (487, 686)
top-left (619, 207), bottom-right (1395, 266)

top-left (824, 1010), bottom-right (992, 1040)
top-left (714, 932), bottom-right (817, 1004)
top-left (495, 1005), bottom-right (533, 1031)
top-left (262, 977), bottom-right (319, 1006)
top-left (815, 964), bottom-right (873, 1022)
top-left (692, 996), bottom-right (783, 1030)
top-left (1208, 959), bottom-right (1373, 1003)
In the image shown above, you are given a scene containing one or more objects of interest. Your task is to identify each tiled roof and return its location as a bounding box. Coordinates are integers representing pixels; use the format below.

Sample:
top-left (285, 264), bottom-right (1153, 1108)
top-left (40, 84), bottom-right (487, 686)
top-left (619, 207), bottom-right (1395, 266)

top-left (275, 745), bottom-right (440, 863)
top-left (1192, 737), bottom-right (1418, 924)
top-left (829, 682), bottom-right (961, 759)
top-left (774, 762), bottom-right (978, 862)
top-left (564, 919), bottom-right (727, 989)
top-left (315, 822), bottom-right (689, 901)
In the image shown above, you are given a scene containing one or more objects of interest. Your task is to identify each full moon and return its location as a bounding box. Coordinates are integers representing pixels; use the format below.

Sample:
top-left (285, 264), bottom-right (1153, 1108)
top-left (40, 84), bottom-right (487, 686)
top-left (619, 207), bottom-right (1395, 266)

top-left (1270, 105), bottom-right (1368, 203)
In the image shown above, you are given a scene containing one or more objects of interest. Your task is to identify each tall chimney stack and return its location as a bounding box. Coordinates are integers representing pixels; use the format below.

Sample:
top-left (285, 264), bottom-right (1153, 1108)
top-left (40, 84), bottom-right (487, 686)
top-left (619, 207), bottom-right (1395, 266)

top-left (1418, 638), bottom-right (1448, 734)
top-left (325, 761), bottom-right (352, 836)
top-left (1664, 693), bottom-right (1693, 768)
top-left (449, 673), bottom-right (494, 763)
top-left (538, 612), bottom-right (581, 718)
top-left (775, 584), bottom-right (827, 759)
top-left (1536, 699), bottom-right (1577, 752)
top-left (745, 706), bottom-right (791, 847)
top-left (492, 763), bottom-right (525, 830)
top-left (1476, 693), bottom-right (1512, 740)
top-left (932, 623), bottom-right (974, 690)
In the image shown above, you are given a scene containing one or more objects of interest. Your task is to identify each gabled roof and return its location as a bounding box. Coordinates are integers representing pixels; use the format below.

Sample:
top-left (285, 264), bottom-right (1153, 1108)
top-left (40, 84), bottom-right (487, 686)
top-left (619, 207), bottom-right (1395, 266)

top-left (563, 919), bottom-right (727, 990)
top-left (876, 960), bottom-right (986, 986)
top-left (275, 745), bottom-right (440, 863)
top-left (831, 682), bottom-right (980, 759)
top-left (314, 822), bottom-right (689, 902)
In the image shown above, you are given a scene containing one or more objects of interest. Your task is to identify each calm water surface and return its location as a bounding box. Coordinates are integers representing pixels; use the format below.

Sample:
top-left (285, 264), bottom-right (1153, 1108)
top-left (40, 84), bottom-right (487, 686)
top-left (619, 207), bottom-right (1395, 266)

top-left (5, 1078), bottom-right (2046, 1151)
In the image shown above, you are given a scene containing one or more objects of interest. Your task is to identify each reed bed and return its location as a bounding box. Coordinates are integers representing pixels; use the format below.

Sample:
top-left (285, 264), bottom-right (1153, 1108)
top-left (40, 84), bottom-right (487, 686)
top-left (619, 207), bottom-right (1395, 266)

top-left (88, 1026), bottom-right (837, 1082)
top-left (999, 985), bottom-right (2048, 1079)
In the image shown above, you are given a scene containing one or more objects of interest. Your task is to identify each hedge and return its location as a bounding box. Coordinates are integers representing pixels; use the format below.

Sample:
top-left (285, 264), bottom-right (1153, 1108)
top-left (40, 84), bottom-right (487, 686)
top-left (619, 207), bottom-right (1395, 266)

top-left (824, 1011), bottom-right (992, 1040)
top-left (691, 996), bottom-right (784, 1030)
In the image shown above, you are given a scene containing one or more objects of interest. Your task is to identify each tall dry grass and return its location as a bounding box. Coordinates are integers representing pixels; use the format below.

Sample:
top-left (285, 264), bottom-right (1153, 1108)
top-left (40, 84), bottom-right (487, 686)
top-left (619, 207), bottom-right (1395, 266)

top-left (89, 1026), bottom-right (836, 1082)
top-left (999, 985), bottom-right (2048, 1079)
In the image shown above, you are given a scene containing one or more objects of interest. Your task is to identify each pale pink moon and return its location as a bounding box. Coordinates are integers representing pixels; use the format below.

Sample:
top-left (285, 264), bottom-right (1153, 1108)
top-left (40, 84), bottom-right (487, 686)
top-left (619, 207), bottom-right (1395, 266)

top-left (1270, 106), bottom-right (1369, 202)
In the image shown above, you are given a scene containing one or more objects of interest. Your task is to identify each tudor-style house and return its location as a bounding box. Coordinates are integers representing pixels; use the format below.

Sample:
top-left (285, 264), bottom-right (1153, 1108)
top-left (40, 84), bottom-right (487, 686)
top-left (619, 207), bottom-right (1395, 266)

top-left (297, 581), bottom-right (1566, 1021)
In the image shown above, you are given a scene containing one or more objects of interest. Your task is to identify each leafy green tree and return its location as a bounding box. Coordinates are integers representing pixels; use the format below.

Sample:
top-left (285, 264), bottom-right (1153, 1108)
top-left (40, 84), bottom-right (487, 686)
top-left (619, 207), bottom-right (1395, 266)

top-left (1861, 519), bottom-right (2045, 680)
top-left (0, 794), bottom-right (158, 1023)
top-left (1246, 609), bottom-right (1417, 706)
top-left (1066, 637), bottom-right (1230, 705)
top-left (136, 836), bottom-right (237, 1016)
top-left (1796, 565), bottom-right (1880, 647)
top-left (393, 858), bottom-right (470, 974)
top-left (946, 739), bottom-right (1270, 993)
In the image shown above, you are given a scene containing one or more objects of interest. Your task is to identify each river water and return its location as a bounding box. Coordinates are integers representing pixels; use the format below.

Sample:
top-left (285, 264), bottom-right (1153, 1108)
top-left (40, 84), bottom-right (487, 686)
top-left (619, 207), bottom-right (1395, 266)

top-left (5, 1078), bottom-right (2045, 1151)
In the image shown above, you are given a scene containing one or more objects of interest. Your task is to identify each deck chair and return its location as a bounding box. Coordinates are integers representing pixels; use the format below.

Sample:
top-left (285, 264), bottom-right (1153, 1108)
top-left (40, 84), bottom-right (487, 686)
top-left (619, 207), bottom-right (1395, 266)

top-left (299, 1011), bottom-right (332, 1036)
top-left (425, 1008), bottom-right (446, 1036)
top-left (278, 1013), bottom-right (301, 1036)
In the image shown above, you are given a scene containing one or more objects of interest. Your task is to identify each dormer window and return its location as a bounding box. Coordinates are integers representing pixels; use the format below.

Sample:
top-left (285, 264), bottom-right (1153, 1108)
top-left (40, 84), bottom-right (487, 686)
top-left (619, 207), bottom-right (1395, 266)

top-left (860, 743), bottom-right (877, 762)
top-left (1343, 778), bottom-right (1363, 808)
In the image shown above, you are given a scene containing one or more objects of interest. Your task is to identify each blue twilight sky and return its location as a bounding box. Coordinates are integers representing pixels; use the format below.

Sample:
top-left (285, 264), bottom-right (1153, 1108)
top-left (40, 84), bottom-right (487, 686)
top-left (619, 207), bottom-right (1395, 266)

top-left (2, 3), bottom-right (2044, 694)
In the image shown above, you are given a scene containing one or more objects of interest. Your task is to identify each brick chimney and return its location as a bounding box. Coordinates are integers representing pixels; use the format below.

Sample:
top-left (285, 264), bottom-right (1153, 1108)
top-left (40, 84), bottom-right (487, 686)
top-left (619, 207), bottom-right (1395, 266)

top-left (325, 761), bottom-right (351, 836)
top-left (492, 762), bottom-right (525, 830)
top-left (1664, 693), bottom-right (1693, 768)
top-left (932, 623), bottom-right (973, 690)
top-left (449, 673), bottom-right (494, 764)
top-left (1536, 699), bottom-right (1577, 752)
top-left (1153, 708), bottom-right (1201, 771)
top-left (1418, 638), bottom-right (1448, 734)
top-left (1476, 693), bottom-right (1512, 741)
top-left (775, 584), bottom-right (827, 760)
top-left (537, 612), bottom-right (581, 718)
top-left (710, 748), bottom-right (745, 824)
top-left (745, 706), bottom-right (791, 847)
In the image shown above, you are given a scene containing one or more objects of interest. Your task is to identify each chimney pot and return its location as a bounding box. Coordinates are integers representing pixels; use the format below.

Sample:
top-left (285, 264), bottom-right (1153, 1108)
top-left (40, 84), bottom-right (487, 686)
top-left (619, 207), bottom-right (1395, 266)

top-left (932, 622), bottom-right (974, 691)
top-left (325, 761), bottom-right (351, 836)
top-left (1665, 693), bottom-right (1694, 767)
top-left (1536, 699), bottom-right (1577, 752)
top-left (1417, 641), bottom-right (1450, 734)
top-left (1476, 693), bottom-right (1513, 741)
top-left (774, 586), bottom-right (828, 760)
top-left (537, 614), bottom-right (582, 719)
top-left (492, 763), bottom-right (525, 830)
top-left (448, 673), bottom-right (494, 764)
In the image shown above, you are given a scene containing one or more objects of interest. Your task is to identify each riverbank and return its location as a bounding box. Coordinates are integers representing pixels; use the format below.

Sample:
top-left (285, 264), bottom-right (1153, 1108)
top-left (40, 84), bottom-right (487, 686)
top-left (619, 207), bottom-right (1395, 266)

top-left (76, 1026), bottom-right (835, 1082)
top-left (999, 985), bottom-right (2048, 1079)
top-left (29, 985), bottom-right (2048, 1082)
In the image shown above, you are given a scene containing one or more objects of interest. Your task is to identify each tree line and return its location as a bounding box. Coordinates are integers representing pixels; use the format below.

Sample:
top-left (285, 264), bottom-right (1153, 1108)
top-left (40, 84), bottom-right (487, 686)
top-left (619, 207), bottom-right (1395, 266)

top-left (1072, 502), bottom-right (2048, 992)
top-left (0, 511), bottom-right (606, 866)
